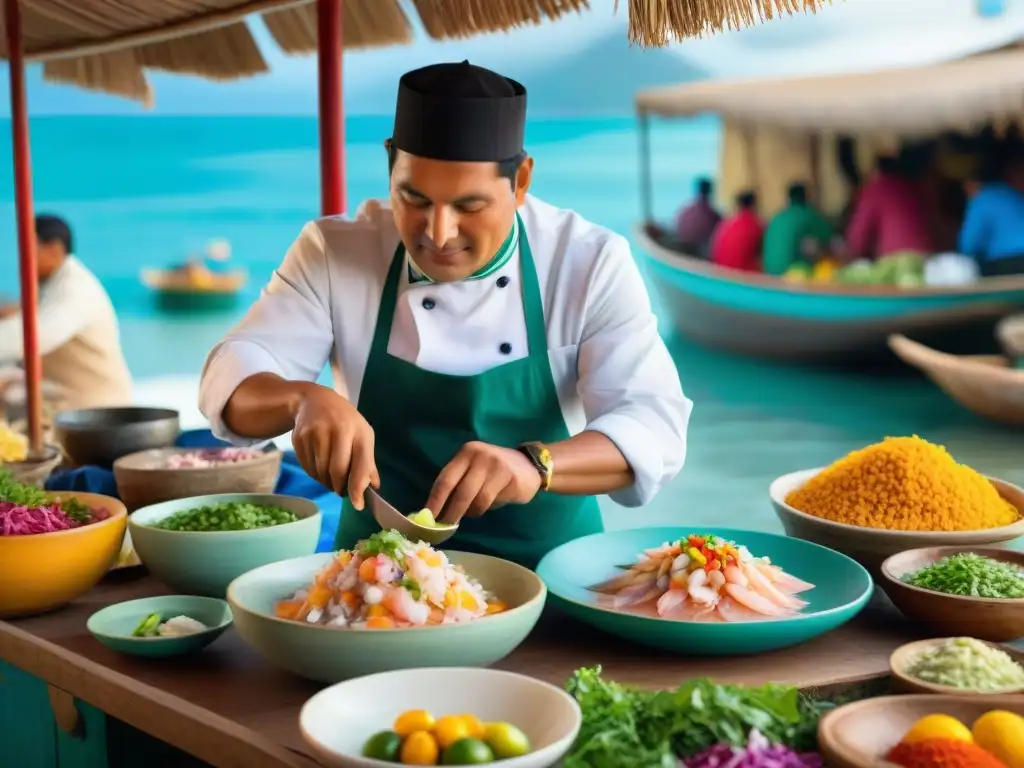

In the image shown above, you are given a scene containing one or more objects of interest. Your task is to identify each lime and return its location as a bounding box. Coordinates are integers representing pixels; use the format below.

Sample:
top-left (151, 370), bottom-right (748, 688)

top-left (483, 722), bottom-right (531, 758)
top-left (441, 738), bottom-right (495, 765)
top-left (362, 730), bottom-right (402, 761)
top-left (408, 509), bottom-right (439, 528)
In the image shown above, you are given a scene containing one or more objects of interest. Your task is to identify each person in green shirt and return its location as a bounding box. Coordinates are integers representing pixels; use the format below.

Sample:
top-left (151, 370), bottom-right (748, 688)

top-left (762, 183), bottom-right (834, 276)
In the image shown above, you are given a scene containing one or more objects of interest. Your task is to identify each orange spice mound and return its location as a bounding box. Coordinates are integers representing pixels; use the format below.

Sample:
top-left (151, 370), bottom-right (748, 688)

top-left (785, 436), bottom-right (1019, 532)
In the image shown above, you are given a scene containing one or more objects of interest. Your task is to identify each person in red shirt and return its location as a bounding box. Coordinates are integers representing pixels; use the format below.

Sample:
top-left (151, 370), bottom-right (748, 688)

top-left (710, 191), bottom-right (763, 272)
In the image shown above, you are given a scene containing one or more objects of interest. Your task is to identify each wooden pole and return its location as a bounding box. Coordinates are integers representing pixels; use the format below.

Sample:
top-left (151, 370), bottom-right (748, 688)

top-left (317, 0), bottom-right (345, 216)
top-left (5, 0), bottom-right (44, 457)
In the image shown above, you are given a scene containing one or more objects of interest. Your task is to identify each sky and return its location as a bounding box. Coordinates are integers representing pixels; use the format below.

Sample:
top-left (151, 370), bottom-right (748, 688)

top-left (0, 0), bottom-right (1021, 115)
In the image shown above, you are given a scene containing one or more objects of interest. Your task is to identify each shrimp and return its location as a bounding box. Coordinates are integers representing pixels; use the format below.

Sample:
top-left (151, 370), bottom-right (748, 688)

top-left (742, 561), bottom-right (803, 610)
top-left (724, 583), bottom-right (791, 617)
top-left (656, 588), bottom-right (688, 616)
top-left (716, 597), bottom-right (774, 623)
top-left (723, 564), bottom-right (748, 587)
top-left (588, 569), bottom-right (657, 594)
top-left (762, 564), bottom-right (816, 594)
top-left (384, 588), bottom-right (430, 625)
top-left (687, 569), bottom-right (719, 606)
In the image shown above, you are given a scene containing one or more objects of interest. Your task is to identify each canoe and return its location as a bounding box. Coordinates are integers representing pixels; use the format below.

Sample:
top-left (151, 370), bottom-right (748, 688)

top-left (636, 226), bottom-right (1024, 363)
top-left (889, 334), bottom-right (1024, 427)
top-left (140, 268), bottom-right (247, 313)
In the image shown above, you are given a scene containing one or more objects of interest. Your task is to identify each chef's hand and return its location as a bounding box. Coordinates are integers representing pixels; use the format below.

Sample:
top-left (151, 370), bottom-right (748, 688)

top-left (291, 386), bottom-right (379, 510)
top-left (426, 442), bottom-right (541, 525)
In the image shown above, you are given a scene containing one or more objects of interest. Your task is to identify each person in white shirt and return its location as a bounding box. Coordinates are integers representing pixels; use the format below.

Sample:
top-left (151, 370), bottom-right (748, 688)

top-left (0, 215), bottom-right (132, 410)
top-left (199, 61), bottom-right (691, 567)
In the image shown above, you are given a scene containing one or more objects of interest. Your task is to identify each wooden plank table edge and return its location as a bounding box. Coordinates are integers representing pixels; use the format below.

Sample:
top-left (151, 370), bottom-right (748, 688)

top-left (0, 619), bottom-right (321, 768)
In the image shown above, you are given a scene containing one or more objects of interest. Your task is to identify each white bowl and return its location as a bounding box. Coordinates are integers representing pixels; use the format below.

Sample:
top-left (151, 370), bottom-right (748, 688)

top-left (299, 667), bottom-right (581, 768)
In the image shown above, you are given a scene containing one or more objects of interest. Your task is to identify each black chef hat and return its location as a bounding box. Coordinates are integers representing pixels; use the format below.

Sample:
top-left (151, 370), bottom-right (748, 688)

top-left (392, 61), bottom-right (527, 163)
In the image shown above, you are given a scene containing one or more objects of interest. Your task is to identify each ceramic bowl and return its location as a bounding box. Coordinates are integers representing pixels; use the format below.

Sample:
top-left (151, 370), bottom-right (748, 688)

top-left (54, 406), bottom-right (180, 467)
top-left (114, 446), bottom-right (282, 511)
top-left (535, 526), bottom-right (872, 655)
top-left (300, 667), bottom-right (580, 768)
top-left (2, 443), bottom-right (64, 487)
top-left (228, 551), bottom-right (545, 683)
top-left (0, 491), bottom-right (127, 618)
top-left (770, 468), bottom-right (1024, 573)
top-left (817, 694), bottom-right (1024, 767)
top-left (128, 493), bottom-right (321, 597)
top-left (889, 637), bottom-right (1024, 695)
top-left (87, 595), bottom-right (233, 658)
top-left (880, 546), bottom-right (1024, 641)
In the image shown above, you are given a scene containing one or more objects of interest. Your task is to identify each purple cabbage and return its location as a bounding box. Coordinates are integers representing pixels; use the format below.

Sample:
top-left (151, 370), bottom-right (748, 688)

top-left (684, 730), bottom-right (822, 768)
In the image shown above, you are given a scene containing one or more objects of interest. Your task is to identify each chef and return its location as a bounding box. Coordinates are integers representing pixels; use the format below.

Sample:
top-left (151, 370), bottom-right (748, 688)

top-left (199, 61), bottom-right (691, 567)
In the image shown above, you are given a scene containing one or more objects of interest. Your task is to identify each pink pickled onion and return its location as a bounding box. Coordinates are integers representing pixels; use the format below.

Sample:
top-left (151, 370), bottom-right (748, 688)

top-left (0, 500), bottom-right (105, 536)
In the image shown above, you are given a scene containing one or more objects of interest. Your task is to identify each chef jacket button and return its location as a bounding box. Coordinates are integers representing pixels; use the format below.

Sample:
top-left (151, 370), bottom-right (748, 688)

top-left (422, 298), bottom-right (436, 310)
top-left (499, 342), bottom-right (512, 354)
top-left (496, 276), bottom-right (510, 288)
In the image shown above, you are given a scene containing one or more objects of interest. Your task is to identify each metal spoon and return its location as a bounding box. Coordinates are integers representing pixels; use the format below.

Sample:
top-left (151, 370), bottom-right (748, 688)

top-left (365, 488), bottom-right (458, 546)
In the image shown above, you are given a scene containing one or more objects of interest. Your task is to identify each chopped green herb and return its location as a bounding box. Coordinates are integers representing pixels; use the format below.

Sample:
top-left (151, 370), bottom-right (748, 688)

top-left (0, 469), bottom-right (92, 523)
top-left (903, 553), bottom-right (1024, 599)
top-left (358, 530), bottom-right (409, 562)
top-left (563, 666), bottom-right (831, 768)
top-left (151, 502), bottom-right (298, 532)
top-left (400, 575), bottom-right (422, 601)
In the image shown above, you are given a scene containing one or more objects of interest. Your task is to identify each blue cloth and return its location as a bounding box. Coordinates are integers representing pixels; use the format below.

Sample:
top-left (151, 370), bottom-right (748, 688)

top-left (958, 183), bottom-right (1024, 263)
top-left (44, 429), bottom-right (342, 553)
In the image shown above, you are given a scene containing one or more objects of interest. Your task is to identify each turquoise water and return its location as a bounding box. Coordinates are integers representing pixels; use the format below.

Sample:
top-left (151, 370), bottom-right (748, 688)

top-left (0, 115), bottom-right (1019, 530)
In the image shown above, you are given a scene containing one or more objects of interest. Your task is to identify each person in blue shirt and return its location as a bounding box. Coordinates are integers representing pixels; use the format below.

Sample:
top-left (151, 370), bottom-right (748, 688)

top-left (958, 148), bottom-right (1024, 277)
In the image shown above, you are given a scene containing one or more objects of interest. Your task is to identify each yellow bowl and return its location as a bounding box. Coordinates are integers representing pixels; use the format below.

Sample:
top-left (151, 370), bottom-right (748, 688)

top-left (0, 491), bottom-right (128, 618)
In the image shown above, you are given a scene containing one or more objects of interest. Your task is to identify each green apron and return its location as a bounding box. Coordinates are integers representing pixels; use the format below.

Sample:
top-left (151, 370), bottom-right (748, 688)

top-left (334, 214), bottom-right (603, 568)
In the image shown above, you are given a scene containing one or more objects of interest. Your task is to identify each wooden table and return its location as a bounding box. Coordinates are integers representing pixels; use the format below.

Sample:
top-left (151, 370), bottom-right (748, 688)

top-left (0, 572), bottom-right (926, 768)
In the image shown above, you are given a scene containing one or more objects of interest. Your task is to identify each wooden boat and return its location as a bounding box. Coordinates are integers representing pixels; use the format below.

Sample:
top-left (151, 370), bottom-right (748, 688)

top-left (889, 334), bottom-right (1024, 427)
top-left (633, 43), bottom-right (1024, 362)
top-left (141, 266), bottom-right (247, 313)
top-left (638, 227), bottom-right (1024, 362)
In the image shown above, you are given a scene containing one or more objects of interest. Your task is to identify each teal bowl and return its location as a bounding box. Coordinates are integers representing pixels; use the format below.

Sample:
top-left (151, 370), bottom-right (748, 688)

top-left (87, 595), bottom-right (233, 658)
top-left (227, 551), bottom-right (546, 683)
top-left (128, 493), bottom-right (322, 597)
top-left (536, 527), bottom-right (873, 655)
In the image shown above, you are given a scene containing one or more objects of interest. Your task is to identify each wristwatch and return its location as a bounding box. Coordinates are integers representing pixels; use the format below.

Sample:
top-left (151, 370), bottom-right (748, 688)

top-left (517, 441), bottom-right (553, 492)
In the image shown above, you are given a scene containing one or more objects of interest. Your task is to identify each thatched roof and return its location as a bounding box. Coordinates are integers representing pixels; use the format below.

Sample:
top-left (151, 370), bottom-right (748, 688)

top-left (0, 0), bottom-right (831, 104)
top-left (636, 43), bottom-right (1024, 136)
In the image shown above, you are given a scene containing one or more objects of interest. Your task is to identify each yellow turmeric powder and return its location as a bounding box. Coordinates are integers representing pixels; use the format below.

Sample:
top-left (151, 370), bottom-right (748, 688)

top-left (785, 436), bottom-right (1019, 532)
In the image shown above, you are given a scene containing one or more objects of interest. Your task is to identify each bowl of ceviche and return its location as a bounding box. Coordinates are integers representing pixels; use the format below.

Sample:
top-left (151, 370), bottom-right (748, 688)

top-left (536, 527), bottom-right (872, 655)
top-left (227, 531), bottom-right (546, 683)
top-left (0, 469), bottom-right (127, 618)
top-left (114, 446), bottom-right (282, 511)
top-left (128, 493), bottom-right (321, 597)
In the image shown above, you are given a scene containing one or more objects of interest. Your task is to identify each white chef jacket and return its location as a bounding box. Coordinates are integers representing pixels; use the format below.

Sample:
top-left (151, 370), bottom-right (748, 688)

top-left (199, 194), bottom-right (692, 508)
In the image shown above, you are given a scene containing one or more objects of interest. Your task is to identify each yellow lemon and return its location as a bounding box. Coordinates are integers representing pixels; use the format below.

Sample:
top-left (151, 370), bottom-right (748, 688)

top-left (400, 730), bottom-right (440, 765)
top-left (973, 710), bottom-right (1024, 768)
top-left (456, 714), bottom-right (486, 740)
top-left (902, 714), bottom-right (973, 745)
top-left (394, 709), bottom-right (436, 738)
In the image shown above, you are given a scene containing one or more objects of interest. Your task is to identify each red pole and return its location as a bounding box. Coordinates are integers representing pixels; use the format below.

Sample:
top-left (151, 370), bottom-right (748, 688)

top-left (317, 0), bottom-right (345, 216)
top-left (5, 0), bottom-right (43, 456)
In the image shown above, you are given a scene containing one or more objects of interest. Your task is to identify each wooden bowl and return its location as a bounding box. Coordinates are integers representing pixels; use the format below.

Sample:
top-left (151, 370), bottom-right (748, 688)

top-left (769, 469), bottom-right (1024, 575)
top-left (818, 694), bottom-right (1024, 767)
top-left (889, 334), bottom-right (1024, 426)
top-left (114, 447), bottom-right (282, 511)
top-left (2, 443), bottom-right (64, 487)
top-left (880, 546), bottom-right (1024, 641)
top-left (890, 638), bottom-right (1024, 694)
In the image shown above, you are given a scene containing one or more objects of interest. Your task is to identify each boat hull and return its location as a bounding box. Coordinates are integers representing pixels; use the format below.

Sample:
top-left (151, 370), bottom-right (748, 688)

top-left (152, 289), bottom-right (241, 314)
top-left (637, 227), bottom-right (1024, 363)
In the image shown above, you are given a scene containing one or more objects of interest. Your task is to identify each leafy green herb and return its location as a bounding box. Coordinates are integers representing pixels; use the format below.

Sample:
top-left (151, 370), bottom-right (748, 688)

top-left (0, 469), bottom-right (93, 523)
top-left (563, 666), bottom-right (832, 767)
top-left (357, 530), bottom-right (409, 562)
top-left (903, 553), bottom-right (1024, 599)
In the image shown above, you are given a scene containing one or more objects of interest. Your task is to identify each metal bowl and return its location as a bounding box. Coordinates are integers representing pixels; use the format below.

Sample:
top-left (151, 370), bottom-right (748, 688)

top-left (54, 407), bottom-right (180, 467)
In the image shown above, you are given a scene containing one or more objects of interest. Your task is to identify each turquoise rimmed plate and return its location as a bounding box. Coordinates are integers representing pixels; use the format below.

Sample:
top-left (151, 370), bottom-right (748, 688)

top-left (536, 527), bottom-right (873, 655)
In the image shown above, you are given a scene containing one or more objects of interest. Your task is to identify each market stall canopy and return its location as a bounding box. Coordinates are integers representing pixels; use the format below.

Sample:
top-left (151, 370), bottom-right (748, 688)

top-left (0, 0), bottom-right (832, 105)
top-left (636, 43), bottom-right (1024, 137)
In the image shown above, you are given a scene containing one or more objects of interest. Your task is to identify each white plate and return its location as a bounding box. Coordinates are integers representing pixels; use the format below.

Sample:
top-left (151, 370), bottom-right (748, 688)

top-left (299, 667), bottom-right (581, 768)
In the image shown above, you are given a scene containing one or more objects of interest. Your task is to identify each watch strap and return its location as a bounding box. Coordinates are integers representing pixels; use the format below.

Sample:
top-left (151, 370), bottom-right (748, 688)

top-left (517, 441), bottom-right (553, 492)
